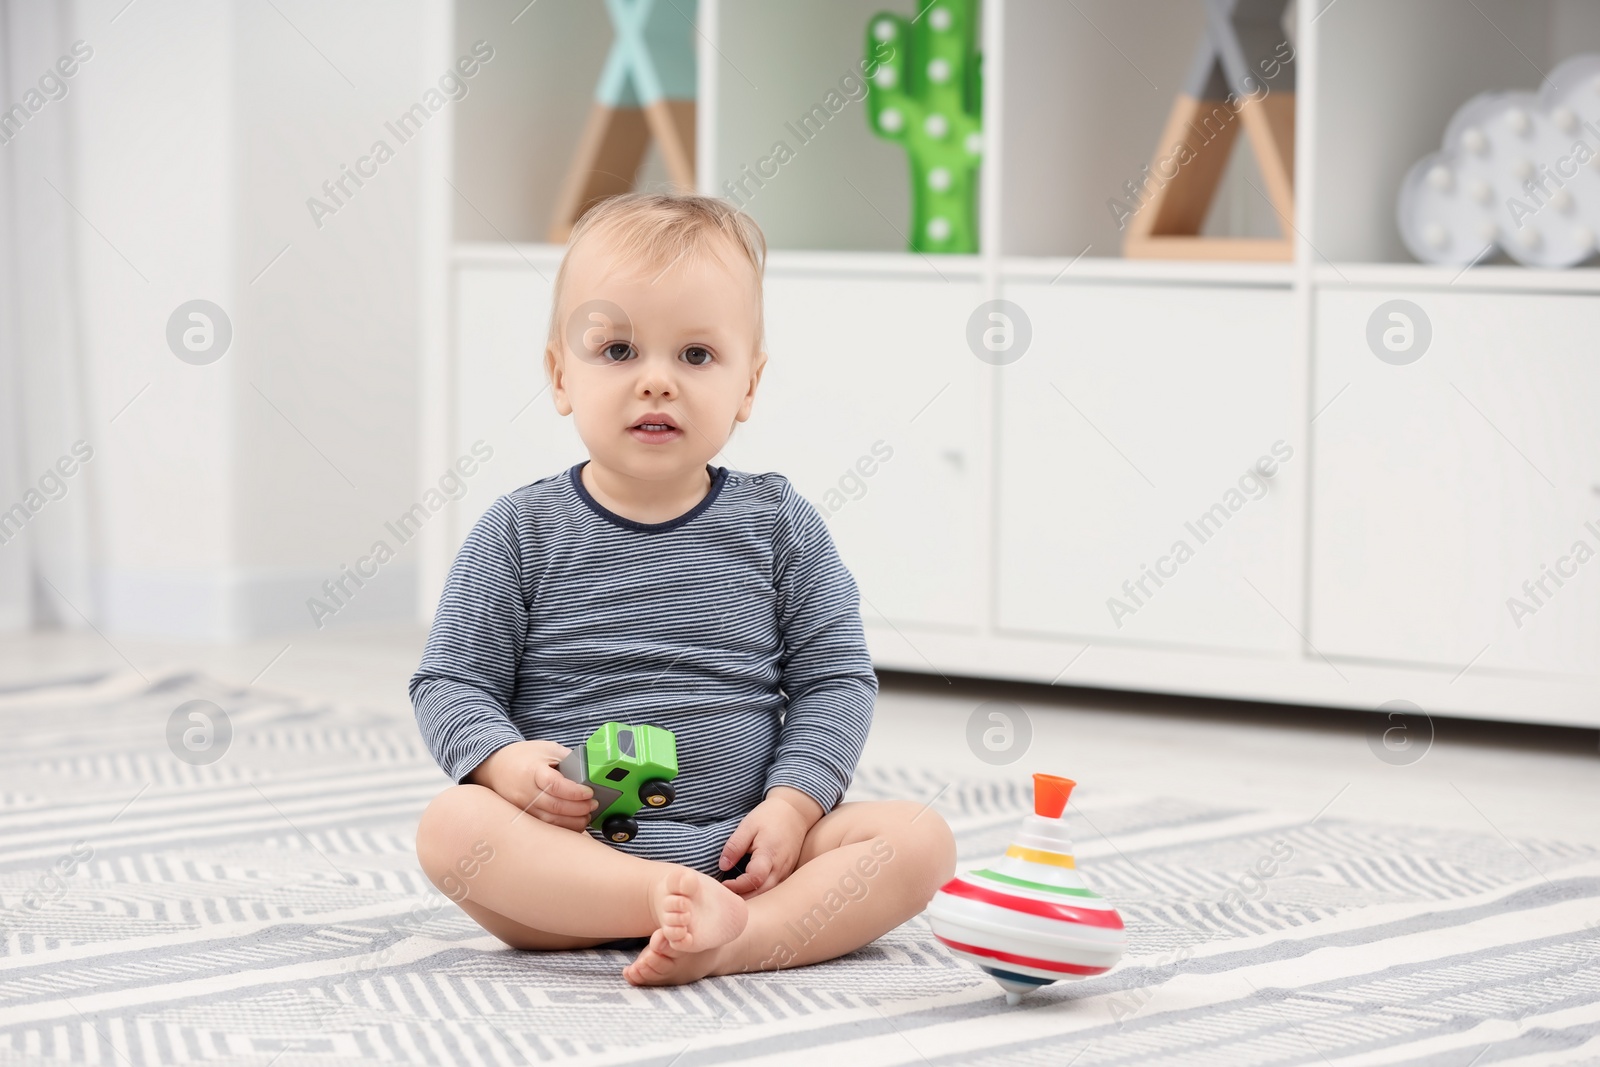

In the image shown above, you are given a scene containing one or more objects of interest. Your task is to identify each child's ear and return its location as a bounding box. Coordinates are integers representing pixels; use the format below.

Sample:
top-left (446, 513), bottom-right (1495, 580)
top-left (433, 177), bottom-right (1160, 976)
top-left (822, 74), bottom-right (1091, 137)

top-left (735, 348), bottom-right (767, 423)
top-left (545, 344), bottom-right (573, 416)
top-left (749, 347), bottom-right (768, 393)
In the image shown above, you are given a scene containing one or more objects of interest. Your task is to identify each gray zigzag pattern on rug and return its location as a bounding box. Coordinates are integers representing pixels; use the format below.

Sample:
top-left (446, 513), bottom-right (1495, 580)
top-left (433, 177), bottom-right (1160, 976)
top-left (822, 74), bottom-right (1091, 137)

top-left (2, 671), bottom-right (1596, 1066)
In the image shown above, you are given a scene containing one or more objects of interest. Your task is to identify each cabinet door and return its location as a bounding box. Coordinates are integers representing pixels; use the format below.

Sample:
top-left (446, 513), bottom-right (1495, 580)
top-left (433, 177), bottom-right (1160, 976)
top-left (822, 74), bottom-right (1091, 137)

top-left (1311, 289), bottom-right (1600, 677)
top-left (453, 263), bottom-right (580, 542)
top-left (996, 282), bottom-right (1303, 654)
top-left (731, 271), bottom-right (986, 630)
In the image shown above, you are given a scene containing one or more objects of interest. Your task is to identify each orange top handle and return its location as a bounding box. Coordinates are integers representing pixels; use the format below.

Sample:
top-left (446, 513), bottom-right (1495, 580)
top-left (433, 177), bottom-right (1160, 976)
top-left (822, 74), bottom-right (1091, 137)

top-left (1033, 773), bottom-right (1076, 818)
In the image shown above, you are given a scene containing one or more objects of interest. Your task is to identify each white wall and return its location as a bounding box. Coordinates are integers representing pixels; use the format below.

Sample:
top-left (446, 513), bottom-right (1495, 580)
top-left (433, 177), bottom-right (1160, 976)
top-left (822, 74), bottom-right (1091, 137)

top-left (56, 0), bottom-right (437, 640)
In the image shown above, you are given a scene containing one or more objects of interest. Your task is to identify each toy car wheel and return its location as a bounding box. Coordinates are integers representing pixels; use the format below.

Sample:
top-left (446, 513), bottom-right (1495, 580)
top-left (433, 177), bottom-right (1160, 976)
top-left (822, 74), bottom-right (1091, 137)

top-left (603, 814), bottom-right (638, 843)
top-left (639, 780), bottom-right (675, 808)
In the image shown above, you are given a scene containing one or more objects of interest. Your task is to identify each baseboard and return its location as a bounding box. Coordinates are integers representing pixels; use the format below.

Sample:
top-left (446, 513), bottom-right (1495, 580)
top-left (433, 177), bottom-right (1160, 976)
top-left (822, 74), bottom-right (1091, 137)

top-left (864, 623), bottom-right (1600, 729)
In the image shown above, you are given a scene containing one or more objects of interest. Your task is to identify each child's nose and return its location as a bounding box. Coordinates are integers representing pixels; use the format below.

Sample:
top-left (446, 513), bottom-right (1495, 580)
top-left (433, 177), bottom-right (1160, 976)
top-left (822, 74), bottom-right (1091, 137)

top-left (635, 361), bottom-right (677, 397)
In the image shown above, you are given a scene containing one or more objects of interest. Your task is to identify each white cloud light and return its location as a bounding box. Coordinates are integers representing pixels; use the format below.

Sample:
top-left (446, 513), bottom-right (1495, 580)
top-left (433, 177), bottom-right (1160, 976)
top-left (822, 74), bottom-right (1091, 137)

top-left (1398, 54), bottom-right (1600, 268)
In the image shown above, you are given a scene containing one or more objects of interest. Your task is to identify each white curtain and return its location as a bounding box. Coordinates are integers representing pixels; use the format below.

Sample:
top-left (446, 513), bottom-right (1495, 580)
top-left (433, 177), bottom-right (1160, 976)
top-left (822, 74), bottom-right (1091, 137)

top-left (0, 0), bottom-right (96, 633)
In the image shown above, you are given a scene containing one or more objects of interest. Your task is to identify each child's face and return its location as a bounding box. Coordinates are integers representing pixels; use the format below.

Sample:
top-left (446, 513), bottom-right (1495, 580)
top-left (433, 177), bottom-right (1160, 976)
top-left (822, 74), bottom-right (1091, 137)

top-left (546, 229), bottom-right (766, 483)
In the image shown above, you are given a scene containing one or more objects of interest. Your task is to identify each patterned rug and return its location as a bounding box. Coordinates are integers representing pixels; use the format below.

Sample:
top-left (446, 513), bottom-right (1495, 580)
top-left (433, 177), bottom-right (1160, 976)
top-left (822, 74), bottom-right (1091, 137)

top-left (1, 670), bottom-right (1598, 1066)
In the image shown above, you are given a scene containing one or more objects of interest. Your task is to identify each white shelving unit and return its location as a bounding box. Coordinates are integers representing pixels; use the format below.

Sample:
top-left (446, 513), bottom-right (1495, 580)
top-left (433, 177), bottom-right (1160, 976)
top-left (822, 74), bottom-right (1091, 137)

top-left (429, 0), bottom-right (1600, 728)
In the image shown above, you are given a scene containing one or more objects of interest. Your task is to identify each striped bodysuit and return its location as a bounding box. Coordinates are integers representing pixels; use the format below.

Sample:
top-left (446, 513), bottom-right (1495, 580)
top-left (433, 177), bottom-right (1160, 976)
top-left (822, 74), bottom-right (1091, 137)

top-left (409, 460), bottom-right (878, 878)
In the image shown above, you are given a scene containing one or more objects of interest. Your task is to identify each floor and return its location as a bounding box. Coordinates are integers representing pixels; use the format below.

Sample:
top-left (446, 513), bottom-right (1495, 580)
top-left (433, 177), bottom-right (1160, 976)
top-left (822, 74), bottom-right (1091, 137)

top-left (4, 621), bottom-right (1596, 850)
top-left (4, 624), bottom-right (1599, 1065)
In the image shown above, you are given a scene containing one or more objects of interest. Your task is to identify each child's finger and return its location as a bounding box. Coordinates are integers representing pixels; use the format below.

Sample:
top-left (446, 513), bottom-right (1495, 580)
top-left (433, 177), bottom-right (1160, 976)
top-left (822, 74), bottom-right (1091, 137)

top-left (543, 796), bottom-right (599, 823)
top-left (531, 782), bottom-right (596, 818)
top-left (743, 849), bottom-right (774, 893)
top-left (534, 763), bottom-right (594, 805)
top-left (721, 871), bottom-right (758, 895)
top-left (719, 823), bottom-right (755, 873)
top-left (540, 764), bottom-right (594, 801)
top-left (530, 802), bottom-right (591, 832)
top-left (720, 851), bottom-right (769, 896)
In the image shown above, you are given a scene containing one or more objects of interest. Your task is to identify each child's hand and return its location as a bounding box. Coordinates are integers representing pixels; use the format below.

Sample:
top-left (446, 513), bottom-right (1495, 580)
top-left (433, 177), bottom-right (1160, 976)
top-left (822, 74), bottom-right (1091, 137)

top-left (717, 797), bottom-right (809, 897)
top-left (468, 740), bottom-right (598, 832)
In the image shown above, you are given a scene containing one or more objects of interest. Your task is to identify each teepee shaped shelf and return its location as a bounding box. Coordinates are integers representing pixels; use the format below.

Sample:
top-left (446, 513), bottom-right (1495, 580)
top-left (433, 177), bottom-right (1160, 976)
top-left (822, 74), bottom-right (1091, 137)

top-left (547, 0), bottom-right (698, 244)
top-left (1123, 0), bottom-right (1296, 261)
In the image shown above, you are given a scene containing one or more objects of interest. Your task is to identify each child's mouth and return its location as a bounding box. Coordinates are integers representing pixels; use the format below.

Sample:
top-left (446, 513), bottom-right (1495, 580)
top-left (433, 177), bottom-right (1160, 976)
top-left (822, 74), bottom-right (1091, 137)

top-left (629, 418), bottom-right (682, 443)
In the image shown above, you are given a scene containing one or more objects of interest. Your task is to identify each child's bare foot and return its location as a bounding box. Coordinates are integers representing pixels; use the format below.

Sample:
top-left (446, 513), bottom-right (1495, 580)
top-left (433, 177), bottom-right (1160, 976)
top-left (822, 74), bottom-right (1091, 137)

top-left (645, 867), bottom-right (748, 953)
top-left (623, 922), bottom-right (757, 986)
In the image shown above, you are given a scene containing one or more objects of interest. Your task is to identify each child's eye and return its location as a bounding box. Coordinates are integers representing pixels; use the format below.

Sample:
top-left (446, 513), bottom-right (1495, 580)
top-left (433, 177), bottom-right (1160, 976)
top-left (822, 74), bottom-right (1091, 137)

top-left (682, 346), bottom-right (713, 366)
top-left (602, 342), bottom-right (633, 363)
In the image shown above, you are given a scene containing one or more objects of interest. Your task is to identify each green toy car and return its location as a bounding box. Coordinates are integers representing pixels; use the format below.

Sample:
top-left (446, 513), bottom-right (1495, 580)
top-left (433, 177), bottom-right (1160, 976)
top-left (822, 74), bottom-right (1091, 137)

top-left (557, 722), bottom-right (679, 843)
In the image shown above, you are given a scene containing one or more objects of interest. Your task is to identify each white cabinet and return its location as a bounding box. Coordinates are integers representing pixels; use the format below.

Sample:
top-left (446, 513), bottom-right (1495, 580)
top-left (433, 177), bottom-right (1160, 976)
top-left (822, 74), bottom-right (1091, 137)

top-left (1310, 289), bottom-right (1600, 677)
top-left (430, 0), bottom-right (1600, 725)
top-left (995, 283), bottom-right (1304, 654)
top-left (451, 261), bottom-right (986, 634)
top-left (730, 269), bottom-right (987, 631)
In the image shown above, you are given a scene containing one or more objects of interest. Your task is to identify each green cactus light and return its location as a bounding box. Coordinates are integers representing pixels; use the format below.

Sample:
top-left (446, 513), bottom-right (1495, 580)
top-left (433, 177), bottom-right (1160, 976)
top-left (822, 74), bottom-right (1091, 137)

top-left (864, 1), bottom-right (983, 253)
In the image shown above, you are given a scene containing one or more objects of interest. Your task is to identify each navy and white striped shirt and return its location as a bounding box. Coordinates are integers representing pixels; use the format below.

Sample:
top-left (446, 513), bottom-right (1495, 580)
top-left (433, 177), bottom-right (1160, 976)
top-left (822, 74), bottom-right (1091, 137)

top-left (409, 460), bottom-right (878, 874)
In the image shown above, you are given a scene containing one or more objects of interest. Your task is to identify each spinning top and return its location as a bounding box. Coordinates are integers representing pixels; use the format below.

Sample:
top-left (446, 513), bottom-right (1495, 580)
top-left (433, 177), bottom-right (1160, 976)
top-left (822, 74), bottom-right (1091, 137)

top-left (926, 773), bottom-right (1125, 1004)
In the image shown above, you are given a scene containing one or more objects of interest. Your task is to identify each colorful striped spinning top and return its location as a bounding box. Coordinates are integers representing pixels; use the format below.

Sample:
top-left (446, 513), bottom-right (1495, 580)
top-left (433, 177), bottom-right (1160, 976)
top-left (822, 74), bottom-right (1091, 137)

top-left (925, 773), bottom-right (1126, 1004)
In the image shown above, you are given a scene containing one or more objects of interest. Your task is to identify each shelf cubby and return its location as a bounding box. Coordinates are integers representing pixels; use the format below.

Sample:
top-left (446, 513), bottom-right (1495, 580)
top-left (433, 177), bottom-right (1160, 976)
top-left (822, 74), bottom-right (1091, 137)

top-left (999, 0), bottom-right (1294, 262)
top-left (452, 0), bottom-right (676, 246)
top-left (1310, 0), bottom-right (1600, 265)
top-left (712, 0), bottom-right (923, 253)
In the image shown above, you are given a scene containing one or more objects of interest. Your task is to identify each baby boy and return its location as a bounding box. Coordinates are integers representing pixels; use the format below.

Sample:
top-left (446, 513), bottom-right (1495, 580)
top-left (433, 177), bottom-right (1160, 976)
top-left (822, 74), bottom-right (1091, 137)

top-left (410, 192), bottom-right (956, 985)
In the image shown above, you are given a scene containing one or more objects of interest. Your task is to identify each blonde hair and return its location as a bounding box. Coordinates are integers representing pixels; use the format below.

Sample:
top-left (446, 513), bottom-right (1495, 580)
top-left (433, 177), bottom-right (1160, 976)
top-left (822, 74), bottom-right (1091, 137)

top-left (546, 191), bottom-right (768, 359)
